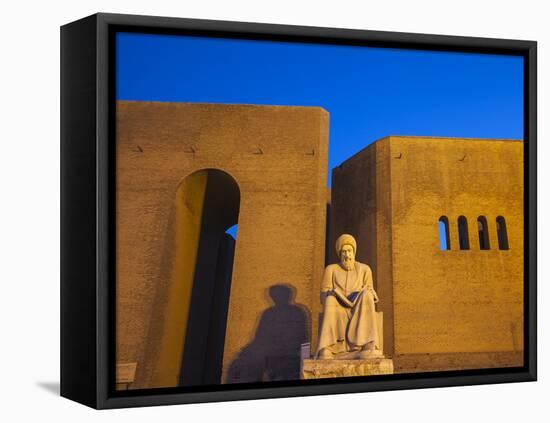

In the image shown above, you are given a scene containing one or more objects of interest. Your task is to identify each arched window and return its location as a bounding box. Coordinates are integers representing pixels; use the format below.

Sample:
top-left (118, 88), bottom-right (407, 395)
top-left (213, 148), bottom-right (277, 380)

top-left (458, 216), bottom-right (470, 250)
top-left (438, 216), bottom-right (451, 250)
top-left (496, 216), bottom-right (509, 250)
top-left (477, 216), bottom-right (490, 250)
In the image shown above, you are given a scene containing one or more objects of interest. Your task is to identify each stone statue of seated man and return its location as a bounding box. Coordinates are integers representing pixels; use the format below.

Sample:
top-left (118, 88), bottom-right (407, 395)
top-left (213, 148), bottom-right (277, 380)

top-left (316, 234), bottom-right (382, 359)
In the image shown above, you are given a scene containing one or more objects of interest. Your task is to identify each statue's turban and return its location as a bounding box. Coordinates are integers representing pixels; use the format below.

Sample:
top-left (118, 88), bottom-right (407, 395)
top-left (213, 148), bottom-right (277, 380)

top-left (335, 234), bottom-right (357, 256)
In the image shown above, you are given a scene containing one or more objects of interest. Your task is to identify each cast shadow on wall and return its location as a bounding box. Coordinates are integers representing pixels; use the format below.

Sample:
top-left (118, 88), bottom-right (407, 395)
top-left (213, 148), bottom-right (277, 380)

top-left (226, 283), bottom-right (310, 383)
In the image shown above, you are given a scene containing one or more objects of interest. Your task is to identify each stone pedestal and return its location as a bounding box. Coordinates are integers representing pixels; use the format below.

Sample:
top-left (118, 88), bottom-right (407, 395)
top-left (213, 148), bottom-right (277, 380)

top-left (301, 357), bottom-right (394, 379)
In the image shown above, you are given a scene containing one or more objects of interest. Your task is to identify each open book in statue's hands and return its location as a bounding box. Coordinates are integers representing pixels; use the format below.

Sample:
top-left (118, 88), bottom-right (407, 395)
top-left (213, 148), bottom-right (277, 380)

top-left (332, 287), bottom-right (379, 307)
top-left (332, 288), bottom-right (355, 308)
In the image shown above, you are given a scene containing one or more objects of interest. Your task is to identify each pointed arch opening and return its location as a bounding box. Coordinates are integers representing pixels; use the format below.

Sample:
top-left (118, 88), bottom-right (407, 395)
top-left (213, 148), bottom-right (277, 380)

top-left (477, 216), bottom-right (490, 250)
top-left (496, 216), bottom-right (509, 250)
top-left (458, 216), bottom-right (470, 250)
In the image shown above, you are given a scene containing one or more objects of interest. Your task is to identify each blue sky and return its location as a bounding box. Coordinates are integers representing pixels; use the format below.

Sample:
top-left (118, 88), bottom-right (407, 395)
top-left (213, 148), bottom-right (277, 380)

top-left (116, 32), bottom-right (523, 241)
top-left (116, 32), bottom-right (523, 184)
top-left (116, 32), bottom-right (523, 186)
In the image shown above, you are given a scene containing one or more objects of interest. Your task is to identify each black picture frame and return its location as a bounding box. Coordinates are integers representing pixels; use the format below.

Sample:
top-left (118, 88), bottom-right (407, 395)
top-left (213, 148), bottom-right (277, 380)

top-left (60, 12), bottom-right (537, 409)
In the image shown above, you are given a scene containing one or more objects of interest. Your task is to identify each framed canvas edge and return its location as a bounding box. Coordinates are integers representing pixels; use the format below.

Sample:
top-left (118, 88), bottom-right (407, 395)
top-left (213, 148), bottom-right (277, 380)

top-left (71, 12), bottom-right (538, 409)
top-left (60, 13), bottom-right (99, 409)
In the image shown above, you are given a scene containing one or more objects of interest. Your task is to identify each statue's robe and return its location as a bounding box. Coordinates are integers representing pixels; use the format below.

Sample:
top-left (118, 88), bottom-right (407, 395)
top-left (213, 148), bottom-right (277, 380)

top-left (316, 261), bottom-right (380, 357)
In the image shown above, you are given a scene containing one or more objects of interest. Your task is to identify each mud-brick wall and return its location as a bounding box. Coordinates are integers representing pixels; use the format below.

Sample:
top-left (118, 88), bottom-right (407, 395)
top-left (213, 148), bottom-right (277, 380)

top-left (389, 136), bottom-right (524, 371)
top-left (116, 101), bottom-right (329, 388)
top-left (331, 136), bottom-right (524, 373)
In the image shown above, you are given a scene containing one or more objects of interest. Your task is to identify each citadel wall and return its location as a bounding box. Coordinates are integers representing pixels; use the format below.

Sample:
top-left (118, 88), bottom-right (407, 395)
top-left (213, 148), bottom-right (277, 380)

top-left (116, 101), bottom-right (329, 388)
top-left (330, 136), bottom-right (524, 372)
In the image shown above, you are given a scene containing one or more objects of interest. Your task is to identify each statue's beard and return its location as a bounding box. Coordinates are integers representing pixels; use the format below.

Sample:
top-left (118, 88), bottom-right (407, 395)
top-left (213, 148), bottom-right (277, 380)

top-left (341, 257), bottom-right (355, 270)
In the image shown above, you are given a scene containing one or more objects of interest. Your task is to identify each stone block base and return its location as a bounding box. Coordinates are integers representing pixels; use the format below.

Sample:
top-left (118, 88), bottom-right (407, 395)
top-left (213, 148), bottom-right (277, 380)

top-left (301, 358), bottom-right (394, 379)
top-left (392, 351), bottom-right (524, 374)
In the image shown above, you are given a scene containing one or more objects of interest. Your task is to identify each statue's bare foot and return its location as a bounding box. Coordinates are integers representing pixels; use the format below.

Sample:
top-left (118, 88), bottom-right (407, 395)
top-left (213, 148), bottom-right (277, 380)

top-left (359, 342), bottom-right (382, 359)
top-left (363, 341), bottom-right (376, 351)
top-left (318, 348), bottom-right (334, 359)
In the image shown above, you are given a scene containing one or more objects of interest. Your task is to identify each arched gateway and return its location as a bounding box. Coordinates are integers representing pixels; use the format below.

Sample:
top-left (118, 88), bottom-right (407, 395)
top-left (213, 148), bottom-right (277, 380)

top-left (116, 101), bottom-right (329, 389)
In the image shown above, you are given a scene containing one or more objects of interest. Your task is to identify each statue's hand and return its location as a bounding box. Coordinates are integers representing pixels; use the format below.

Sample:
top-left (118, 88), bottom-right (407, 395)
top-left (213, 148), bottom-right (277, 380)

top-left (364, 286), bottom-right (379, 303)
top-left (371, 288), bottom-right (379, 303)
